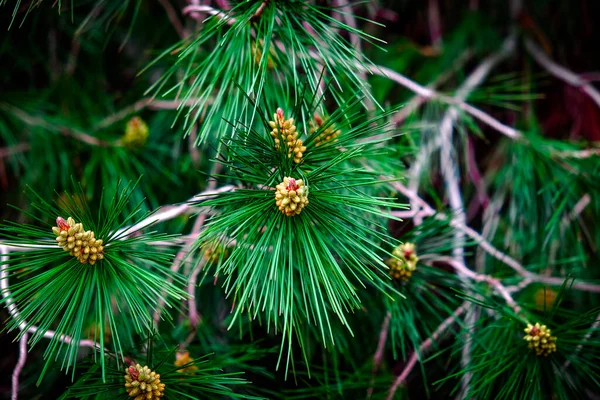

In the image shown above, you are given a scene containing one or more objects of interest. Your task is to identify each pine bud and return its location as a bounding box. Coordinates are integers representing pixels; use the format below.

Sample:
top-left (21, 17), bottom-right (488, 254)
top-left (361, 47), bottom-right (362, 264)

top-left (275, 177), bottom-right (309, 216)
top-left (52, 216), bottom-right (104, 265)
top-left (386, 242), bottom-right (419, 280)
top-left (252, 39), bottom-right (276, 69)
top-left (85, 322), bottom-right (111, 343)
top-left (523, 322), bottom-right (557, 357)
top-left (269, 108), bottom-right (306, 164)
top-left (534, 288), bottom-right (557, 311)
top-left (309, 114), bottom-right (341, 147)
top-left (203, 240), bottom-right (229, 264)
top-left (124, 364), bottom-right (165, 400)
top-left (174, 351), bottom-right (199, 373)
top-left (123, 116), bottom-right (149, 149)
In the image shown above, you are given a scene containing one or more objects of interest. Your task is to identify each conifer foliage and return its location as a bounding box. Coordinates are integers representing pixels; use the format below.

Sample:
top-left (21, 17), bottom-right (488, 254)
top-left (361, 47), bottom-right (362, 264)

top-left (1, 1), bottom-right (600, 399)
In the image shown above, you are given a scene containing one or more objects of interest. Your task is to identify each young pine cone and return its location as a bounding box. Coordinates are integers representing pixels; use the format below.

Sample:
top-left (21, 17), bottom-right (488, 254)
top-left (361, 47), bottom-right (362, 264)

top-left (309, 114), bottom-right (341, 147)
top-left (523, 322), bottom-right (557, 357)
top-left (203, 240), bottom-right (229, 264)
top-left (269, 108), bottom-right (306, 164)
top-left (174, 351), bottom-right (199, 373)
top-left (252, 39), bottom-right (276, 69)
top-left (386, 242), bottom-right (419, 280)
top-left (123, 116), bottom-right (149, 148)
top-left (275, 177), bottom-right (309, 216)
top-left (52, 217), bottom-right (104, 265)
top-left (124, 364), bottom-right (165, 400)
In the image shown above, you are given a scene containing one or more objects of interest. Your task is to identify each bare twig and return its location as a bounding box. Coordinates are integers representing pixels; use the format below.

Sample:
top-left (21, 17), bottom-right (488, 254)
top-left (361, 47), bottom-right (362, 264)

top-left (386, 303), bottom-right (467, 400)
top-left (428, 0), bottom-right (443, 50)
top-left (188, 257), bottom-right (208, 327)
top-left (11, 332), bottom-right (28, 400)
top-left (92, 98), bottom-right (208, 132)
top-left (0, 245), bottom-right (102, 351)
top-left (183, 4), bottom-right (234, 25)
top-left (0, 143), bottom-right (31, 160)
top-left (114, 184), bottom-right (235, 238)
top-left (392, 50), bottom-right (471, 126)
top-left (152, 164), bottom-right (224, 325)
top-left (554, 147), bottom-right (600, 159)
top-left (367, 311), bottom-right (392, 398)
top-left (425, 256), bottom-right (522, 315)
top-left (156, 0), bottom-right (185, 39)
top-left (388, 186), bottom-right (600, 294)
top-left (253, 1), bottom-right (268, 19)
top-left (525, 38), bottom-right (600, 109)
top-left (1, 104), bottom-right (113, 147)
top-left (436, 38), bottom-right (514, 393)
top-left (358, 62), bottom-right (523, 140)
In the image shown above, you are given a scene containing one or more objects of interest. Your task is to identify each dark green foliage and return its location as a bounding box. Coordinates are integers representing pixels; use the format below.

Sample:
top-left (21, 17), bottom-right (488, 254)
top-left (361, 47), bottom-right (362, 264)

top-left (1, 0), bottom-right (600, 399)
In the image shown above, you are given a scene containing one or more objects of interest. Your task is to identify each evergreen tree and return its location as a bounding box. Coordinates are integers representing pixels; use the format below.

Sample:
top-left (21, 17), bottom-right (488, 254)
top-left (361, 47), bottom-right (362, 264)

top-left (1, 1), bottom-right (599, 399)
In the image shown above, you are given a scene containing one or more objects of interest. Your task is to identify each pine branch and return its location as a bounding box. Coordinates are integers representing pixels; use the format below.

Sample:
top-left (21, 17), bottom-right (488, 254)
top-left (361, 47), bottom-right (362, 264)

top-left (388, 184), bottom-right (600, 295)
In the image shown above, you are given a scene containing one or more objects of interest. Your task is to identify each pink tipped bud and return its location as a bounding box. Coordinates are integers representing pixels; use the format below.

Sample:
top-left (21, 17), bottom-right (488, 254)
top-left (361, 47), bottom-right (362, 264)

top-left (286, 178), bottom-right (298, 191)
top-left (403, 249), bottom-right (413, 258)
top-left (314, 114), bottom-right (323, 126)
top-left (56, 217), bottom-right (70, 231)
top-left (128, 366), bottom-right (139, 381)
top-left (530, 326), bottom-right (539, 336)
top-left (276, 107), bottom-right (284, 120)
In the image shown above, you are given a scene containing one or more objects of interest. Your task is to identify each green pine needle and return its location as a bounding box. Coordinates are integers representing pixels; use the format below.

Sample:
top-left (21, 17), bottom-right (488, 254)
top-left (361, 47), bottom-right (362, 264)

top-left (0, 180), bottom-right (187, 383)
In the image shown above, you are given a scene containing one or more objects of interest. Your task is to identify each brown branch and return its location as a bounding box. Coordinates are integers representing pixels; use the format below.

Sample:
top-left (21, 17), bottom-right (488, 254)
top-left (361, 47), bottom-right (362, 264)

top-left (525, 38), bottom-right (600, 109)
top-left (2, 104), bottom-right (114, 147)
top-left (156, 0), bottom-right (185, 39)
top-left (11, 332), bottom-right (28, 400)
top-left (392, 50), bottom-right (471, 126)
top-left (367, 311), bottom-right (392, 398)
top-left (386, 303), bottom-right (467, 399)
top-left (0, 143), bottom-right (31, 160)
top-left (425, 256), bottom-right (522, 315)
